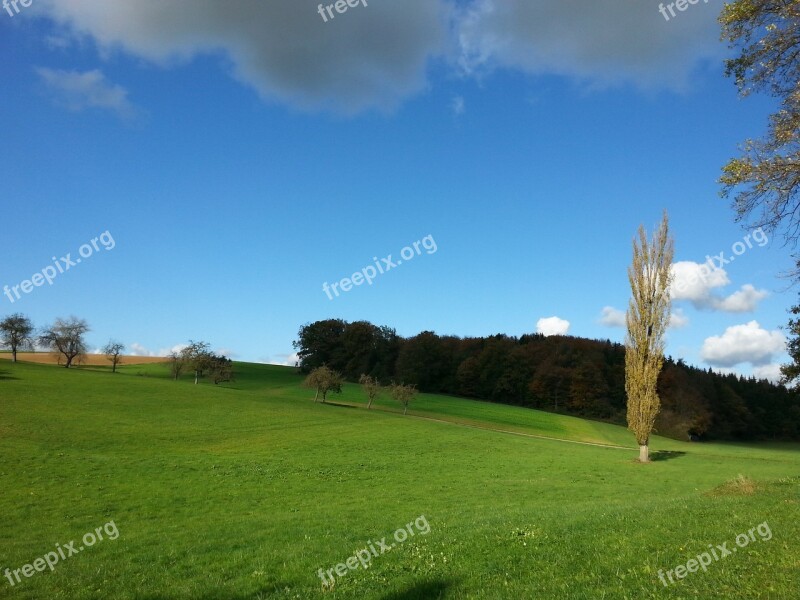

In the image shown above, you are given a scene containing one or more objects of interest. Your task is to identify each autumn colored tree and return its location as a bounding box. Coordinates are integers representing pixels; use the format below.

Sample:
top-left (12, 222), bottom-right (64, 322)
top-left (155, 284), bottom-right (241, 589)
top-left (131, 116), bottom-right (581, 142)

top-left (305, 365), bottom-right (343, 403)
top-left (719, 1), bottom-right (800, 268)
top-left (625, 213), bottom-right (674, 463)
top-left (389, 382), bottom-right (417, 415)
top-left (359, 374), bottom-right (381, 409)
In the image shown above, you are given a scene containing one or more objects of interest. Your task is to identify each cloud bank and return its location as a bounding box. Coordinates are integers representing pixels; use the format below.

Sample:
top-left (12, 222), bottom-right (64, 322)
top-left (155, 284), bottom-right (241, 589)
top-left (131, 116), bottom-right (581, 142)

top-left (35, 0), bottom-right (723, 114)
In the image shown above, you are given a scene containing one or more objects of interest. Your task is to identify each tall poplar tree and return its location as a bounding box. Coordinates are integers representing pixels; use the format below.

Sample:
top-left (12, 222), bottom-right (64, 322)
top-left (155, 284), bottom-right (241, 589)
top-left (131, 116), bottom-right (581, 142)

top-left (625, 212), bottom-right (674, 463)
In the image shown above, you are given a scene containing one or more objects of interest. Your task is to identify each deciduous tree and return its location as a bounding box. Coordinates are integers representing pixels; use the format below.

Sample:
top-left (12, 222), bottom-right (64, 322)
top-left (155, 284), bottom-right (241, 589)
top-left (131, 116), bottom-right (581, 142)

top-left (305, 365), bottom-right (343, 403)
top-left (719, 1), bottom-right (800, 267)
top-left (101, 340), bottom-right (125, 373)
top-left (359, 374), bottom-right (381, 409)
top-left (0, 313), bottom-right (34, 363)
top-left (625, 213), bottom-right (674, 463)
top-left (39, 316), bottom-right (90, 369)
top-left (389, 382), bottom-right (417, 416)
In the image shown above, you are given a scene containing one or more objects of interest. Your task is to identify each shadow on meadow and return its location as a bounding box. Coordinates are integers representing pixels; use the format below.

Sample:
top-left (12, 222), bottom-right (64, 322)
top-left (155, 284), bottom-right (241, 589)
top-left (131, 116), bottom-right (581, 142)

top-left (650, 450), bottom-right (687, 462)
top-left (380, 578), bottom-right (454, 600)
top-left (0, 368), bottom-right (19, 381)
top-left (323, 401), bottom-right (358, 409)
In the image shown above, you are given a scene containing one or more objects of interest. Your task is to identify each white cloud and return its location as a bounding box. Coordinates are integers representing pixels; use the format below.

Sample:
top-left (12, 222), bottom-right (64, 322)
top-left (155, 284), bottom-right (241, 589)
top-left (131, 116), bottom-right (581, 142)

top-left (456, 0), bottom-right (722, 90)
top-left (600, 306), bottom-right (688, 329)
top-left (713, 284), bottom-right (769, 313)
top-left (36, 67), bottom-right (140, 118)
top-left (260, 352), bottom-right (299, 367)
top-left (669, 261), bottom-right (768, 313)
top-left (537, 316), bottom-right (570, 337)
top-left (669, 308), bottom-right (689, 329)
top-left (599, 306), bottom-right (626, 328)
top-left (128, 343), bottom-right (154, 357)
top-left (753, 364), bottom-right (783, 384)
top-left (700, 321), bottom-right (786, 368)
top-left (128, 342), bottom-right (187, 357)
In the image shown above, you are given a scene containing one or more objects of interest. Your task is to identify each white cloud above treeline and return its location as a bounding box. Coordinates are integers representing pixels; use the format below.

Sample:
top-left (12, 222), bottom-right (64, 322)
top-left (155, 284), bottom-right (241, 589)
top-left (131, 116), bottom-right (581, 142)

top-left (537, 316), bottom-right (570, 337)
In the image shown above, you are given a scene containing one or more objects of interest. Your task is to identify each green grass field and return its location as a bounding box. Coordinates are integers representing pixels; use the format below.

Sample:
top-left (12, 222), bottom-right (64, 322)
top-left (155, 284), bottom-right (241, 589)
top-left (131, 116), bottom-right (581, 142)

top-left (0, 360), bottom-right (798, 599)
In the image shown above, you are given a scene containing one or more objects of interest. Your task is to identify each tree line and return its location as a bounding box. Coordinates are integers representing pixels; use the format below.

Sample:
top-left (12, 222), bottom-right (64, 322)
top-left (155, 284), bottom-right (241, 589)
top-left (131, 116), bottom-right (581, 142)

top-left (0, 313), bottom-right (232, 384)
top-left (294, 318), bottom-right (800, 442)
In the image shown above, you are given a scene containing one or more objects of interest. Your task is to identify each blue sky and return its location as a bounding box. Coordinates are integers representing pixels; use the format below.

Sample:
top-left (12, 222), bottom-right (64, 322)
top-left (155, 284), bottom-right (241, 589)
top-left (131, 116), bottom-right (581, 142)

top-left (0, 0), bottom-right (794, 379)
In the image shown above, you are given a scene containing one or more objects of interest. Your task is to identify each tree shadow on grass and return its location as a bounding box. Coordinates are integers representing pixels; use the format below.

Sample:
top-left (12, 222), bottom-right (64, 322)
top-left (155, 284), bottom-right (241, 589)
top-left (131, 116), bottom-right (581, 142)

top-left (322, 401), bottom-right (357, 409)
top-left (0, 369), bottom-right (19, 381)
top-left (650, 450), bottom-right (687, 462)
top-left (380, 578), bottom-right (454, 600)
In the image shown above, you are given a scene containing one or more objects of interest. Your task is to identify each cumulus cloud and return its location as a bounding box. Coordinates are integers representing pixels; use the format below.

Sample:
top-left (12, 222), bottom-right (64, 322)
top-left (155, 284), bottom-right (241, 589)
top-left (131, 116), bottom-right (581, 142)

top-left (599, 306), bottom-right (626, 328)
top-left (669, 261), bottom-right (768, 313)
top-left (37, 0), bottom-right (449, 114)
top-left (537, 316), bottom-right (570, 337)
top-left (36, 67), bottom-right (140, 118)
top-left (456, 0), bottom-right (722, 90)
top-left (700, 321), bottom-right (786, 368)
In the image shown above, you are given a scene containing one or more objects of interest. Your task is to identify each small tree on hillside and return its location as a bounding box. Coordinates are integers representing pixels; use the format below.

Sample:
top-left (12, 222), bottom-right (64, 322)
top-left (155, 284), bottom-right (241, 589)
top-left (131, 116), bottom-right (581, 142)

top-left (210, 355), bottom-right (234, 384)
top-left (0, 313), bottom-right (34, 363)
top-left (390, 382), bottom-right (417, 415)
top-left (39, 316), bottom-right (90, 369)
top-left (305, 365), bottom-right (343, 403)
top-left (169, 350), bottom-right (187, 380)
top-left (359, 374), bottom-right (381, 409)
top-left (102, 340), bottom-right (125, 373)
top-left (183, 341), bottom-right (213, 384)
top-left (625, 212), bottom-right (674, 463)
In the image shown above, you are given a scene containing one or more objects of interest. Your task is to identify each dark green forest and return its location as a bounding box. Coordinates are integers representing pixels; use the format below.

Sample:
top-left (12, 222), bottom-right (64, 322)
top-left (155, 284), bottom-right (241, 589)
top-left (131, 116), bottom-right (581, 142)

top-left (294, 319), bottom-right (800, 442)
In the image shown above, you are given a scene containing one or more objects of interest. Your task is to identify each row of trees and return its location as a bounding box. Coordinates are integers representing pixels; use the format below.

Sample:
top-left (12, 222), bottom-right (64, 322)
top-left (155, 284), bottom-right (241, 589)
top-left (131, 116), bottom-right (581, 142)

top-left (0, 313), bottom-right (232, 384)
top-left (294, 318), bottom-right (800, 441)
top-left (0, 313), bottom-right (97, 368)
top-left (304, 366), bottom-right (418, 414)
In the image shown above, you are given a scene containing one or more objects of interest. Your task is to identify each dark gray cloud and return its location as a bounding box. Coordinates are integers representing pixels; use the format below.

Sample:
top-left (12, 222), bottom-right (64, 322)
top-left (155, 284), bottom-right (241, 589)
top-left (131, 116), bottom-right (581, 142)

top-left (39, 0), bottom-right (450, 113)
top-left (456, 0), bottom-right (723, 90)
top-left (37, 0), bottom-right (724, 113)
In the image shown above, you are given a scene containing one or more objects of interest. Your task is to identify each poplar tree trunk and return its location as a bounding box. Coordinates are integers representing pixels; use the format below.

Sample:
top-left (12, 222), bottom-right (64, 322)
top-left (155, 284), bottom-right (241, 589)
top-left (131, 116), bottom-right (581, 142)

top-left (639, 445), bottom-right (650, 463)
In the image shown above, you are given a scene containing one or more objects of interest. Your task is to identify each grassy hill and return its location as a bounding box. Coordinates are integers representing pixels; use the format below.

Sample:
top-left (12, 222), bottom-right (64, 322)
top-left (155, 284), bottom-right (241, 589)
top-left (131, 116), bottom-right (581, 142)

top-left (0, 360), bottom-right (798, 599)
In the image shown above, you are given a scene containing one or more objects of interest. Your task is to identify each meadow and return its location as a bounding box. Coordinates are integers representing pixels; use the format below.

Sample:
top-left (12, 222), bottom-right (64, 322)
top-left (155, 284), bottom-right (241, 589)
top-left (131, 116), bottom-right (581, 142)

top-left (0, 359), bottom-right (797, 599)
